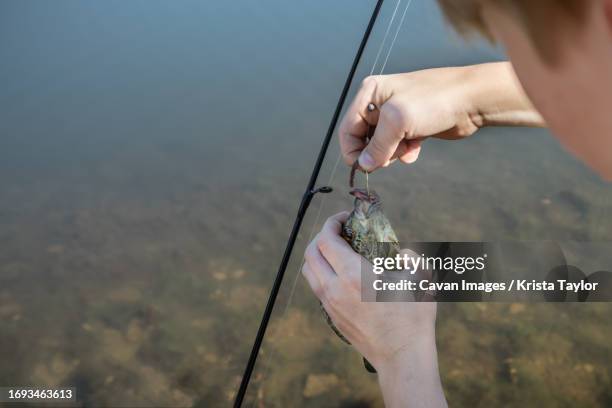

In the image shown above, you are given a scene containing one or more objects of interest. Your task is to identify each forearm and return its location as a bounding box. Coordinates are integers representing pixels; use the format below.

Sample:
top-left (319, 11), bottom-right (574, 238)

top-left (465, 62), bottom-right (545, 128)
top-left (377, 333), bottom-right (447, 408)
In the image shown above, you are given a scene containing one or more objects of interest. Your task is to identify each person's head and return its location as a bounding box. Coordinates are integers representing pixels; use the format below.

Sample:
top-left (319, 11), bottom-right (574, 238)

top-left (438, 0), bottom-right (612, 180)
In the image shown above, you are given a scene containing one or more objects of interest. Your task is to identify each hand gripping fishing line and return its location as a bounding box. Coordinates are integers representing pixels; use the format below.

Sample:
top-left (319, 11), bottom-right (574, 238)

top-left (351, 0), bottom-right (412, 194)
top-left (234, 0), bottom-right (414, 405)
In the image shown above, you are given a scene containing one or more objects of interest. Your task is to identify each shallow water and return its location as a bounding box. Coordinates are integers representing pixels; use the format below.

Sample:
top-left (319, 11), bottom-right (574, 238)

top-left (1, 1), bottom-right (611, 407)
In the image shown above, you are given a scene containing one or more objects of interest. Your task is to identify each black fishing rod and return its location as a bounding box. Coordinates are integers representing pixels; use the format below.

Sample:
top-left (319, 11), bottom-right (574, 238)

top-left (233, 1), bottom-right (385, 406)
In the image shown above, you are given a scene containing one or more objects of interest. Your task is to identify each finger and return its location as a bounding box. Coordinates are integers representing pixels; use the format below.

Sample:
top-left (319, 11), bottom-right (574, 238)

top-left (302, 262), bottom-right (323, 299)
top-left (328, 211), bottom-right (350, 225)
top-left (398, 139), bottom-right (423, 164)
top-left (339, 131), bottom-right (367, 167)
top-left (358, 103), bottom-right (407, 171)
top-left (318, 212), bottom-right (350, 240)
top-left (398, 248), bottom-right (437, 301)
top-left (316, 214), bottom-right (361, 278)
top-left (339, 78), bottom-right (384, 165)
top-left (304, 238), bottom-right (337, 284)
top-left (399, 248), bottom-right (430, 276)
top-left (382, 138), bottom-right (425, 167)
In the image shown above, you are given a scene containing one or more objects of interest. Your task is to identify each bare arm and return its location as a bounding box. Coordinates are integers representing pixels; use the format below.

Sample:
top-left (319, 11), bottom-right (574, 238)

top-left (468, 62), bottom-right (544, 128)
top-left (377, 334), bottom-right (447, 408)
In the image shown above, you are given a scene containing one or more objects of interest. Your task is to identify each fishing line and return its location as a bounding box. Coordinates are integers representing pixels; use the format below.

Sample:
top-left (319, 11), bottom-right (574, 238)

top-left (380, 0), bottom-right (412, 74)
top-left (236, 0), bottom-right (416, 405)
top-left (368, 0), bottom-right (402, 76)
top-left (246, 4), bottom-right (401, 402)
top-left (263, 0), bottom-right (406, 358)
top-left (288, 0), bottom-right (414, 324)
top-left (233, 2), bottom-right (386, 406)
top-left (257, 0), bottom-right (402, 362)
top-left (245, 161), bottom-right (336, 408)
top-left (246, 0), bottom-right (414, 404)
top-left (269, 0), bottom-right (413, 370)
top-left (358, 0), bottom-right (412, 196)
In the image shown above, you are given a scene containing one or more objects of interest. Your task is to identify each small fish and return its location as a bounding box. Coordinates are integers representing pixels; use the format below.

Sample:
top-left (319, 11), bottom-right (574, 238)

top-left (321, 167), bottom-right (400, 372)
top-left (344, 161), bottom-right (400, 261)
top-left (341, 188), bottom-right (400, 262)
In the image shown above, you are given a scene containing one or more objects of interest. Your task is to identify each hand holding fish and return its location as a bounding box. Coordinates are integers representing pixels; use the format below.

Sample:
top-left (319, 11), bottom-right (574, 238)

top-left (302, 212), bottom-right (447, 408)
top-left (339, 62), bottom-right (543, 172)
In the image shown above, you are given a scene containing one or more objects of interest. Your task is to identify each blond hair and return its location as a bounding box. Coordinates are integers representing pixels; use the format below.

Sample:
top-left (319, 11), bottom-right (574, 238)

top-left (437, 0), bottom-right (588, 63)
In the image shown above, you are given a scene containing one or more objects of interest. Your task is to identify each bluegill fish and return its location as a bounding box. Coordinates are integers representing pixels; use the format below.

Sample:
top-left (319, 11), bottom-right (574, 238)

top-left (321, 184), bottom-right (400, 372)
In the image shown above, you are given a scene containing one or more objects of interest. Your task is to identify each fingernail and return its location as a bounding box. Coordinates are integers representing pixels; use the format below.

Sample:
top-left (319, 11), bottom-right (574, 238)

top-left (359, 151), bottom-right (375, 171)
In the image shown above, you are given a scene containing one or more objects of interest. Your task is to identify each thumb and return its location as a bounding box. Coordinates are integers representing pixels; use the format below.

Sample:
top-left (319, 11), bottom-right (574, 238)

top-left (358, 104), bottom-right (407, 171)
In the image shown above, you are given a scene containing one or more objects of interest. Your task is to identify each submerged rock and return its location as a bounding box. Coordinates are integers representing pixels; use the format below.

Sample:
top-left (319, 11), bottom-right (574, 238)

top-left (303, 373), bottom-right (340, 398)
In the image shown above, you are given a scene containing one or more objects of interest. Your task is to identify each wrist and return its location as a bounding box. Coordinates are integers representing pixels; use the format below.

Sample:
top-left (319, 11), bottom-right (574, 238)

top-left (464, 61), bottom-right (544, 128)
top-left (376, 329), bottom-right (438, 380)
top-left (462, 62), bottom-right (506, 128)
top-left (377, 331), bottom-right (447, 408)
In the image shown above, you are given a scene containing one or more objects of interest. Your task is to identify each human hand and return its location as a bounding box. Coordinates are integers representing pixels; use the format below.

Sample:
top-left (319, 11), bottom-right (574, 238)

top-left (339, 62), bottom-right (543, 172)
top-left (301, 212), bottom-right (437, 371)
top-left (302, 212), bottom-right (447, 406)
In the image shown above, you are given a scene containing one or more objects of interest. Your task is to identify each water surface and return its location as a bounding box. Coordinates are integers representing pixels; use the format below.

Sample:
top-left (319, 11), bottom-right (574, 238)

top-left (1, 1), bottom-right (611, 407)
